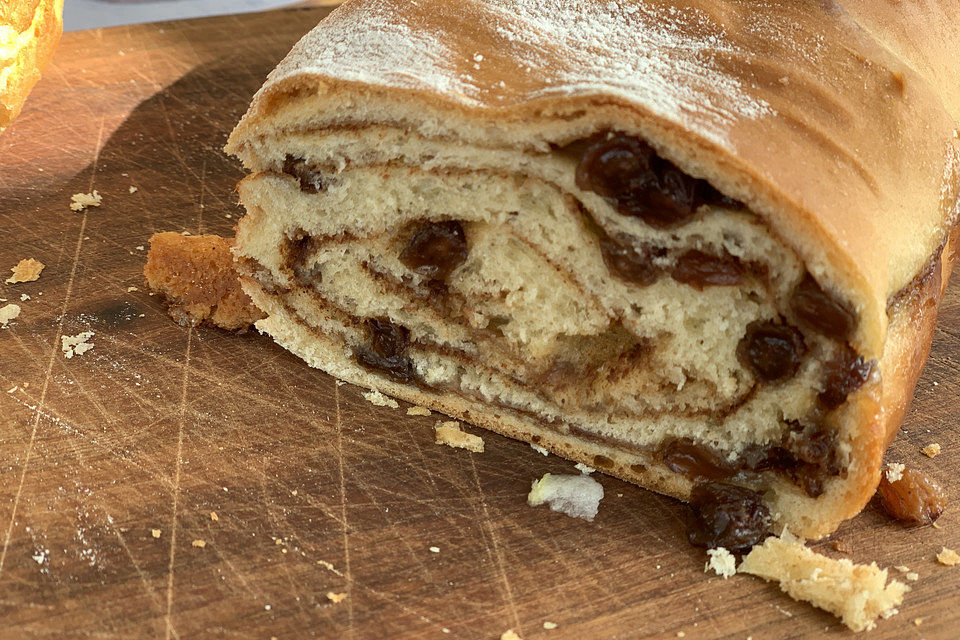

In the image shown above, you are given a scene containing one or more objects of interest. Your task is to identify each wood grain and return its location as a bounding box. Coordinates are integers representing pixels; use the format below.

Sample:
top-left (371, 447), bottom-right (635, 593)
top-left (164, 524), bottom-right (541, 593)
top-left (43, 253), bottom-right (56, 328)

top-left (1, 8), bottom-right (959, 639)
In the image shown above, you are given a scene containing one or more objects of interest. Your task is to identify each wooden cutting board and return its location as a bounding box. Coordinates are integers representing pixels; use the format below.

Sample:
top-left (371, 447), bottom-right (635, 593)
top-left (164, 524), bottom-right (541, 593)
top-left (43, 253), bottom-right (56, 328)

top-left (1, 8), bottom-right (958, 639)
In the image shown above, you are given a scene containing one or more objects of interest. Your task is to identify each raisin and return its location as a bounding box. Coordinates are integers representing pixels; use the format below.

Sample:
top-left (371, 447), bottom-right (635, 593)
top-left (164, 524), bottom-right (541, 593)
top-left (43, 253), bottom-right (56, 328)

top-left (599, 234), bottom-right (660, 285)
top-left (671, 250), bottom-right (743, 289)
top-left (688, 482), bottom-right (771, 551)
top-left (663, 439), bottom-right (736, 482)
top-left (282, 155), bottom-right (326, 193)
top-left (575, 133), bottom-right (703, 229)
top-left (737, 320), bottom-right (805, 383)
top-left (354, 318), bottom-right (415, 382)
top-left (399, 220), bottom-right (468, 281)
top-left (790, 274), bottom-right (856, 341)
top-left (818, 346), bottom-right (872, 410)
top-left (877, 467), bottom-right (948, 525)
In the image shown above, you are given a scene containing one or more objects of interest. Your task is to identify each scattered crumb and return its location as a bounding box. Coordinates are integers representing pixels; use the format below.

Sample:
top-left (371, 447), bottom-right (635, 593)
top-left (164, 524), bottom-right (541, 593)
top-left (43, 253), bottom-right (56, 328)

top-left (20, 294), bottom-right (29, 302)
top-left (530, 443), bottom-right (549, 456)
top-left (406, 405), bottom-right (431, 416)
top-left (885, 463), bottom-right (905, 483)
top-left (6, 258), bottom-right (44, 284)
top-left (542, 622), bottom-right (557, 630)
top-left (936, 547), bottom-right (959, 566)
top-left (922, 443), bottom-right (941, 458)
top-left (832, 539), bottom-right (851, 554)
top-left (906, 572), bottom-right (919, 581)
top-left (70, 190), bottom-right (102, 211)
top-left (129, 185), bottom-right (138, 193)
top-left (127, 286), bottom-right (139, 292)
top-left (705, 547), bottom-right (737, 579)
top-left (61, 331), bottom-right (94, 358)
top-left (434, 421), bottom-right (484, 453)
top-left (192, 539), bottom-right (206, 548)
top-left (429, 546), bottom-right (440, 553)
top-left (326, 591), bottom-right (347, 603)
top-left (151, 529), bottom-right (161, 538)
top-left (894, 565), bottom-right (910, 573)
top-left (362, 389), bottom-right (399, 408)
top-left (914, 617), bottom-right (923, 626)
top-left (316, 559), bottom-right (344, 577)
top-left (528, 473), bottom-right (604, 521)
top-left (0, 304), bottom-right (21, 328)
top-left (574, 462), bottom-right (595, 475)
top-left (677, 632), bottom-right (686, 638)
top-left (210, 511), bottom-right (219, 522)
top-left (500, 631), bottom-right (522, 640)
top-left (739, 529), bottom-right (908, 632)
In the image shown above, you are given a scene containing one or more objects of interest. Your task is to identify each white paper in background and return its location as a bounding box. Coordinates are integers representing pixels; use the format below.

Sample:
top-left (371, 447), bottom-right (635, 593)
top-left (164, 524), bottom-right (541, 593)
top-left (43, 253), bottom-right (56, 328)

top-left (64, 0), bottom-right (302, 32)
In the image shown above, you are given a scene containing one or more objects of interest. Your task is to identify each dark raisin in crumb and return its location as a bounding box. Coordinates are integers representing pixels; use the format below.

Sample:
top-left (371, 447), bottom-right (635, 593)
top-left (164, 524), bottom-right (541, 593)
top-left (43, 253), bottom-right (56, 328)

top-left (282, 155), bottom-right (326, 193)
top-left (399, 220), bottom-right (469, 281)
top-left (818, 346), bottom-right (872, 410)
top-left (671, 250), bottom-right (743, 289)
top-left (575, 133), bottom-right (703, 229)
top-left (877, 467), bottom-right (948, 525)
top-left (737, 320), bottom-right (805, 383)
top-left (598, 234), bottom-right (661, 285)
top-left (662, 439), bottom-right (736, 482)
top-left (354, 318), bottom-right (415, 382)
top-left (790, 274), bottom-right (856, 341)
top-left (688, 482), bottom-right (771, 551)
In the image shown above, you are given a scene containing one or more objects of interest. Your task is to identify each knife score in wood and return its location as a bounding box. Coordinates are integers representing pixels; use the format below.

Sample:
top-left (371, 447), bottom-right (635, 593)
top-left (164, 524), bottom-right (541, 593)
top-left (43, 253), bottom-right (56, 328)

top-left (146, 0), bottom-right (960, 543)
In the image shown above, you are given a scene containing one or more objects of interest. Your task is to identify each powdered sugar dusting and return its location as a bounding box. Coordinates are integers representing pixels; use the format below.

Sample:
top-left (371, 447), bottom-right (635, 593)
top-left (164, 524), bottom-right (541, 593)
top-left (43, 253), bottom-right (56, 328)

top-left (261, 0), bottom-right (773, 144)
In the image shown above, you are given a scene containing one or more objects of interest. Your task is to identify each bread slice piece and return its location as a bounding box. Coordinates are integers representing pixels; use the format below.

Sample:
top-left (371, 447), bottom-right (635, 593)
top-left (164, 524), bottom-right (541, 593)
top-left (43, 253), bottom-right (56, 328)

top-left (224, 0), bottom-right (960, 539)
top-left (740, 530), bottom-right (907, 632)
top-left (0, 0), bottom-right (63, 132)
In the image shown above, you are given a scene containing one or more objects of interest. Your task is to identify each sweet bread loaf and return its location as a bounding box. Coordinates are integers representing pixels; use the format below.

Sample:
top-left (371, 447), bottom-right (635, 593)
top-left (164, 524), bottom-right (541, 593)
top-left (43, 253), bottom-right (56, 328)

top-left (0, 0), bottom-right (63, 132)
top-left (225, 0), bottom-right (960, 539)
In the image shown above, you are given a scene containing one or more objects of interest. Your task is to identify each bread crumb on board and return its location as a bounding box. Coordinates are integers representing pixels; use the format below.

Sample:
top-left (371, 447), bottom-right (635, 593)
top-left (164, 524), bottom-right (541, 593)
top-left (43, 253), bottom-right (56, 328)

top-left (434, 421), bottom-right (484, 453)
top-left (922, 443), bottom-right (942, 458)
top-left (530, 443), bottom-right (549, 456)
top-left (936, 547), bottom-right (960, 566)
top-left (192, 539), bottom-right (206, 548)
top-left (61, 331), bottom-right (94, 358)
top-left (884, 463), bottom-right (905, 483)
top-left (528, 473), bottom-right (604, 521)
top-left (70, 190), bottom-right (102, 211)
top-left (326, 591), bottom-right (347, 603)
top-left (739, 530), bottom-right (908, 632)
top-left (151, 529), bottom-right (161, 538)
top-left (542, 621), bottom-right (557, 630)
top-left (0, 304), bottom-right (21, 328)
top-left (6, 258), bottom-right (44, 284)
top-left (362, 389), bottom-right (399, 409)
top-left (832, 539), bottom-right (851, 554)
top-left (500, 630), bottom-right (522, 640)
top-left (210, 511), bottom-right (219, 522)
top-left (406, 405), bottom-right (431, 416)
top-left (705, 547), bottom-right (737, 578)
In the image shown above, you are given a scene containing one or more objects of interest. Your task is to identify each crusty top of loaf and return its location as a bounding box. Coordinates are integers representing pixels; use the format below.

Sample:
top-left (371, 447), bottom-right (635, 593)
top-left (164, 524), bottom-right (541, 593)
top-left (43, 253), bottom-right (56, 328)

top-left (228, 0), bottom-right (960, 357)
top-left (0, 0), bottom-right (63, 131)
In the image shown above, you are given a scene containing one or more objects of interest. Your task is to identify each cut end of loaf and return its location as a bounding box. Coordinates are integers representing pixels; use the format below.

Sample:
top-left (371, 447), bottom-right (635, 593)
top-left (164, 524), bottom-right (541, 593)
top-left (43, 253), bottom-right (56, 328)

top-left (224, 98), bottom-right (887, 540)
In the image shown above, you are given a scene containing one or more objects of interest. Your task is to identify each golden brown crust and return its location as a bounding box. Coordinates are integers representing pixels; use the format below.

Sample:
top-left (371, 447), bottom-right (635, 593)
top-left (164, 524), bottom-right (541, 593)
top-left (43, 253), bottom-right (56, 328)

top-left (144, 232), bottom-right (264, 331)
top-left (0, 0), bottom-right (63, 132)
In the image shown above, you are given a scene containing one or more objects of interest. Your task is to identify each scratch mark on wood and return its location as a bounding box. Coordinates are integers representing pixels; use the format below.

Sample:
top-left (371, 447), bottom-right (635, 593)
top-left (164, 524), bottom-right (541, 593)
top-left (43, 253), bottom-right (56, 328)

top-left (335, 382), bottom-right (356, 638)
top-left (163, 327), bottom-right (192, 640)
top-left (0, 115), bottom-right (105, 576)
top-left (470, 456), bottom-right (522, 634)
